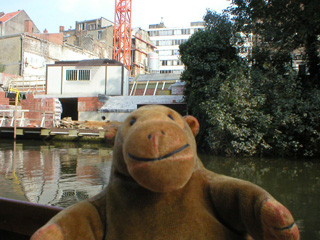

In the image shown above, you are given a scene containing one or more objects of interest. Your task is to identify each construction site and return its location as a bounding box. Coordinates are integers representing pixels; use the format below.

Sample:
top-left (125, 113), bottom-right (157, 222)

top-left (0, 0), bottom-right (194, 140)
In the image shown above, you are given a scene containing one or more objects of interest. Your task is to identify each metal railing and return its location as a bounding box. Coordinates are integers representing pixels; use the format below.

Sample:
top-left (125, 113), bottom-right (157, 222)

top-left (129, 80), bottom-right (177, 96)
top-left (0, 109), bottom-right (29, 127)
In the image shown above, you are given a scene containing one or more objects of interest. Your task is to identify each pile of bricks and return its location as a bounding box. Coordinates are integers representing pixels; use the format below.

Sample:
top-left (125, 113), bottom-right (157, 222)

top-left (59, 117), bottom-right (121, 130)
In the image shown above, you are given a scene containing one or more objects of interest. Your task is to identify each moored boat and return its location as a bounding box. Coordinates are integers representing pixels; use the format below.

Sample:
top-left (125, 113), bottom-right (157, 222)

top-left (0, 197), bottom-right (62, 239)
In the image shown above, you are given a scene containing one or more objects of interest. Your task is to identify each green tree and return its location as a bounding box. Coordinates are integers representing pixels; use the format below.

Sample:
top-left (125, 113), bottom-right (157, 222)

top-left (179, 10), bottom-right (240, 147)
top-left (180, 8), bottom-right (320, 157)
top-left (252, 67), bottom-right (320, 157)
top-left (203, 63), bottom-right (272, 156)
top-left (228, 0), bottom-right (320, 85)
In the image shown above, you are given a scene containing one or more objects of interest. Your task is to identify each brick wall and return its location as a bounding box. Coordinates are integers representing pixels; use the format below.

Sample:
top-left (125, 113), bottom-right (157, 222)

top-left (20, 94), bottom-right (56, 127)
top-left (0, 93), bottom-right (57, 127)
top-left (0, 92), bottom-right (9, 105)
top-left (78, 97), bottom-right (104, 112)
top-left (0, 92), bottom-right (21, 127)
top-left (31, 32), bottom-right (64, 45)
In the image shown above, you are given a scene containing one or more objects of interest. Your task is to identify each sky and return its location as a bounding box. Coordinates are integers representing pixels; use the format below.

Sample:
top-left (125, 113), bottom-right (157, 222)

top-left (1, 0), bottom-right (231, 33)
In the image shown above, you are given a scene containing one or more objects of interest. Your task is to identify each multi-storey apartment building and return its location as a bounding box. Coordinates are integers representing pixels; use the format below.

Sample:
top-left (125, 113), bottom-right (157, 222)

top-left (147, 21), bottom-right (205, 74)
top-left (61, 17), bottom-right (114, 59)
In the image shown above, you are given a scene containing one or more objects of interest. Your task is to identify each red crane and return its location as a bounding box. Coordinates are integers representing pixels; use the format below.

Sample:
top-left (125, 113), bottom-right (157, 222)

top-left (113, 0), bottom-right (132, 75)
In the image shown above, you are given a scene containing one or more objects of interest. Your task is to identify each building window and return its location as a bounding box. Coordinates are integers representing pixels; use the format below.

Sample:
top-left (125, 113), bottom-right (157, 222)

top-left (79, 70), bottom-right (91, 81)
top-left (156, 40), bottom-right (174, 46)
top-left (181, 29), bottom-right (190, 35)
top-left (160, 70), bottom-right (173, 74)
top-left (174, 29), bottom-right (182, 35)
top-left (173, 39), bottom-right (188, 45)
top-left (98, 31), bottom-right (102, 40)
top-left (66, 70), bottom-right (78, 81)
top-left (89, 24), bottom-right (96, 30)
top-left (173, 49), bottom-right (180, 55)
top-left (66, 70), bottom-right (90, 81)
top-left (79, 23), bottom-right (86, 31)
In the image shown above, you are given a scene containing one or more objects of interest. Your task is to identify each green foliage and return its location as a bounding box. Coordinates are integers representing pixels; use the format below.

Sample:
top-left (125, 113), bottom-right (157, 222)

top-left (180, 10), bottom-right (320, 157)
top-left (251, 68), bottom-right (320, 157)
top-left (202, 63), bottom-right (272, 156)
top-left (228, 0), bottom-right (320, 83)
top-left (180, 10), bottom-right (238, 81)
top-left (179, 10), bottom-right (240, 148)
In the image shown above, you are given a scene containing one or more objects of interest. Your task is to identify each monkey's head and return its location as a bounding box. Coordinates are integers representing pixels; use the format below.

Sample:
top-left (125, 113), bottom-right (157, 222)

top-left (111, 105), bottom-right (200, 193)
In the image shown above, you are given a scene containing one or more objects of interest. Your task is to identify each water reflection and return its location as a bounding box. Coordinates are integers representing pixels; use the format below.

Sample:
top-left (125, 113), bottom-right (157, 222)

top-left (201, 155), bottom-right (320, 240)
top-left (0, 140), bottom-right (112, 208)
top-left (0, 140), bottom-right (318, 239)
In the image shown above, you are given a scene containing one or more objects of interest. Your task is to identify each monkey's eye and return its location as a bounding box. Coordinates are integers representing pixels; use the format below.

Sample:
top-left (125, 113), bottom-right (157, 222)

top-left (130, 118), bottom-right (137, 126)
top-left (129, 117), bottom-right (136, 126)
top-left (168, 114), bottom-right (174, 120)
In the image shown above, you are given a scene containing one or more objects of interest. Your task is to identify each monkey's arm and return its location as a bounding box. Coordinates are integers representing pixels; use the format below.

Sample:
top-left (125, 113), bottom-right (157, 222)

top-left (31, 201), bottom-right (104, 240)
top-left (207, 172), bottom-right (299, 240)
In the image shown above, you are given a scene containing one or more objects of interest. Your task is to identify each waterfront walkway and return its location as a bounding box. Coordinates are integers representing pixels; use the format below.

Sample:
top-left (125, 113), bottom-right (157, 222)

top-left (0, 126), bottom-right (106, 140)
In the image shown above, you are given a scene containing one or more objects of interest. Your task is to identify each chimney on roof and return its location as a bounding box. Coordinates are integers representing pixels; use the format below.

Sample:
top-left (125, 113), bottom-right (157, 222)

top-left (59, 26), bottom-right (65, 32)
top-left (24, 20), bottom-right (34, 33)
top-left (0, 12), bottom-right (4, 18)
top-left (44, 28), bottom-right (48, 33)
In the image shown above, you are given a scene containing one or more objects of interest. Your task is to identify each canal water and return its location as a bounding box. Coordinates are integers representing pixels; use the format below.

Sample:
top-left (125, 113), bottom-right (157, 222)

top-left (0, 139), bottom-right (319, 239)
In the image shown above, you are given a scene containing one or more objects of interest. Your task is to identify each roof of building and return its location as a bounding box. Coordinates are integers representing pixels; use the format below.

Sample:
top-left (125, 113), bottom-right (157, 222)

top-left (0, 10), bottom-right (22, 23)
top-left (135, 73), bottom-right (181, 82)
top-left (76, 17), bottom-right (113, 24)
top-left (54, 59), bottom-right (123, 66)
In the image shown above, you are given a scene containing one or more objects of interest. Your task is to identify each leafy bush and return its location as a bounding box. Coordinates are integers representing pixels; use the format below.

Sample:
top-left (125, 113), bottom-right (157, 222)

top-left (202, 63), bottom-right (272, 156)
top-left (180, 10), bottom-right (320, 157)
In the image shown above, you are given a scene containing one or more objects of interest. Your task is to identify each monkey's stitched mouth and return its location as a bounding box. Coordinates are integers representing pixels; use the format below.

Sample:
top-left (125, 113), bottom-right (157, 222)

top-left (128, 144), bottom-right (190, 162)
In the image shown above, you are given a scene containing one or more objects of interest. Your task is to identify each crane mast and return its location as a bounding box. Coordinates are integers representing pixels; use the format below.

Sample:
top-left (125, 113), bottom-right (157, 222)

top-left (113, 0), bottom-right (132, 75)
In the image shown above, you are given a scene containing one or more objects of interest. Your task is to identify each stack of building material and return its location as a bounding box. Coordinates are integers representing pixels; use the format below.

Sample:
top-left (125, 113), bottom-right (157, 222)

top-left (59, 118), bottom-right (121, 130)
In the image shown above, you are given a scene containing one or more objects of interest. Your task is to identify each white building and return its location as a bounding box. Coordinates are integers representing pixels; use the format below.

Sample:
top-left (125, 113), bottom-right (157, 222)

top-left (147, 21), bottom-right (205, 74)
top-left (46, 59), bottom-right (129, 97)
top-left (45, 59), bottom-right (129, 121)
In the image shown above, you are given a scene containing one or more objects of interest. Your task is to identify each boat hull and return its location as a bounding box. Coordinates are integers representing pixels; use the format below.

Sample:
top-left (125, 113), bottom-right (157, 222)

top-left (0, 197), bottom-right (62, 239)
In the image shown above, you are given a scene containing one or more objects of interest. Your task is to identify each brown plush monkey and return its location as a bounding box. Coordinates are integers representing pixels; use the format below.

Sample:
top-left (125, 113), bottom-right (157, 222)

top-left (31, 105), bottom-right (299, 240)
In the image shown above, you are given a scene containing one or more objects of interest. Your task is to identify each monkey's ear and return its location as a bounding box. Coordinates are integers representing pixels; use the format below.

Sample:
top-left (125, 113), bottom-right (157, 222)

top-left (184, 115), bottom-right (200, 137)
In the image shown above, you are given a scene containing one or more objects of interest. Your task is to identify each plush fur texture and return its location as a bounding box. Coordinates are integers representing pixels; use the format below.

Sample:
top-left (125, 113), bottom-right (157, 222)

top-left (31, 105), bottom-right (300, 240)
